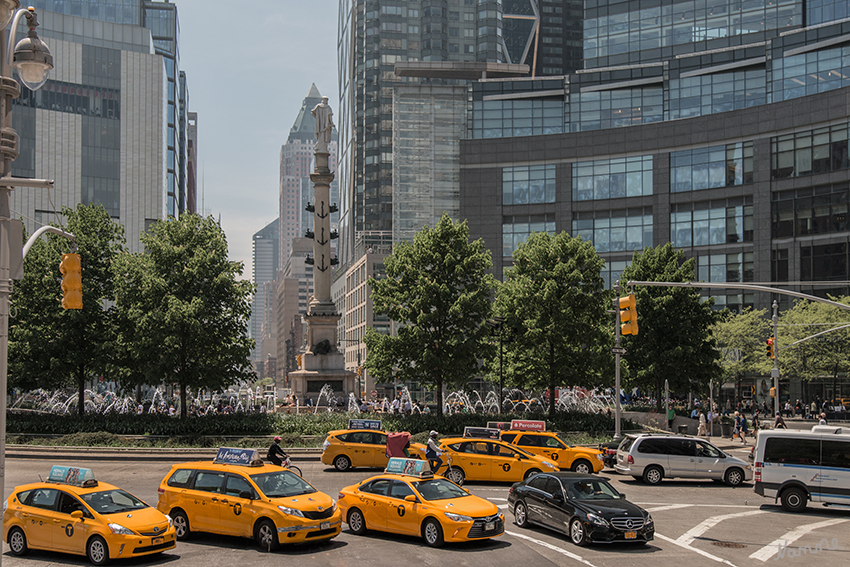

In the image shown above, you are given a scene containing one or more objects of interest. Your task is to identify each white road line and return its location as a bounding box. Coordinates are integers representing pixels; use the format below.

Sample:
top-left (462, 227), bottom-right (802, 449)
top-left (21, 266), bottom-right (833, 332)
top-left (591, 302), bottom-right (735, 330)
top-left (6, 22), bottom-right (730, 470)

top-left (634, 502), bottom-right (753, 508)
top-left (655, 533), bottom-right (739, 567)
top-left (676, 510), bottom-right (766, 546)
top-left (748, 518), bottom-right (849, 562)
top-left (645, 504), bottom-right (692, 512)
top-left (497, 504), bottom-right (509, 510)
top-left (506, 530), bottom-right (598, 567)
top-left (488, 497), bottom-right (508, 501)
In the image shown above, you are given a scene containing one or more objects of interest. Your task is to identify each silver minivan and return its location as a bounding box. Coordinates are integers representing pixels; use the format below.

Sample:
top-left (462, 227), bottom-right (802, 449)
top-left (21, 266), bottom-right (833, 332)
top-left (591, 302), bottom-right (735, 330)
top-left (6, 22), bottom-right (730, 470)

top-left (614, 434), bottom-right (752, 486)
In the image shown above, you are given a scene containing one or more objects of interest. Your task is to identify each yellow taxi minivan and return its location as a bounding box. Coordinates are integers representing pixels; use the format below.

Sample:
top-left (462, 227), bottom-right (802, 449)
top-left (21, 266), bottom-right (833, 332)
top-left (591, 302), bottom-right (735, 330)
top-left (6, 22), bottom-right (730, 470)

top-left (500, 430), bottom-right (605, 473)
top-left (338, 458), bottom-right (504, 547)
top-left (156, 448), bottom-right (341, 551)
top-left (3, 465), bottom-right (176, 565)
top-left (419, 437), bottom-right (558, 485)
top-left (322, 427), bottom-right (426, 471)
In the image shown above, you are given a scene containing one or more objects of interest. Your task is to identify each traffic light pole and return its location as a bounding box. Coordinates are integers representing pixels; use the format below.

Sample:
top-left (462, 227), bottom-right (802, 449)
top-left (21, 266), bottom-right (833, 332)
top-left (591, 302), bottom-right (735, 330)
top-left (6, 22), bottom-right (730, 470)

top-left (772, 300), bottom-right (780, 418)
top-left (612, 285), bottom-right (623, 440)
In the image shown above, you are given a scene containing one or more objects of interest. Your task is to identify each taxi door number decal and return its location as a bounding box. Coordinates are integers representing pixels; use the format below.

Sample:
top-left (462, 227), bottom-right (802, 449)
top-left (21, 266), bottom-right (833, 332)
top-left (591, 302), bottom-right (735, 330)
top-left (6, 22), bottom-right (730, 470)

top-left (65, 524), bottom-right (74, 537)
top-left (551, 453), bottom-right (559, 461)
top-left (502, 463), bottom-right (511, 472)
top-left (233, 503), bottom-right (242, 516)
top-left (397, 505), bottom-right (405, 517)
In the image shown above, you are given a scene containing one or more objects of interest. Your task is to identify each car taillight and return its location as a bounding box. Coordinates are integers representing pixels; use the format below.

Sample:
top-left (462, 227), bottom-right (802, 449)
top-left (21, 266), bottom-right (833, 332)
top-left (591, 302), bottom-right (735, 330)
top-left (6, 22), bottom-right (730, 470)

top-left (157, 487), bottom-right (165, 494)
top-left (754, 462), bottom-right (761, 482)
top-left (338, 492), bottom-right (345, 499)
top-left (627, 455), bottom-right (634, 464)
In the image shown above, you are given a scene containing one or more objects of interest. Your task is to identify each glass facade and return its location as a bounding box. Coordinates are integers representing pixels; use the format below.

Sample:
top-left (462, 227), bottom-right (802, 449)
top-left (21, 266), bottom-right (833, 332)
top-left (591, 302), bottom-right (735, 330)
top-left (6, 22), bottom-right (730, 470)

top-left (669, 68), bottom-right (766, 119)
top-left (572, 208), bottom-right (653, 253)
top-left (503, 213), bottom-right (556, 257)
top-left (808, 0), bottom-right (850, 28)
top-left (772, 185), bottom-right (849, 239)
top-left (572, 156), bottom-right (652, 201)
top-left (569, 87), bottom-right (663, 131)
top-left (696, 252), bottom-right (754, 283)
top-left (27, 0), bottom-right (141, 25)
top-left (471, 98), bottom-right (564, 138)
top-left (502, 164), bottom-right (556, 205)
top-left (670, 142), bottom-right (753, 192)
top-left (772, 45), bottom-right (850, 102)
top-left (670, 199), bottom-right (754, 247)
top-left (771, 123), bottom-right (850, 180)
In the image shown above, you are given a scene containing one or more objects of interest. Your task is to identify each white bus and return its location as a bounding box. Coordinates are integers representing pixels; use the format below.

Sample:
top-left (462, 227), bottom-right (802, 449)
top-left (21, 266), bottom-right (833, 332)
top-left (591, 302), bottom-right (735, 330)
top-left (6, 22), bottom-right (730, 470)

top-left (753, 426), bottom-right (850, 512)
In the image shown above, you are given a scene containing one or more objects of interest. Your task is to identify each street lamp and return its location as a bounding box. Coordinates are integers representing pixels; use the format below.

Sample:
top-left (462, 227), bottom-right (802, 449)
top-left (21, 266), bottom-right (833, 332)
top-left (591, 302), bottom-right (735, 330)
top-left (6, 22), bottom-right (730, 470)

top-left (487, 316), bottom-right (515, 414)
top-left (0, 7), bottom-right (53, 567)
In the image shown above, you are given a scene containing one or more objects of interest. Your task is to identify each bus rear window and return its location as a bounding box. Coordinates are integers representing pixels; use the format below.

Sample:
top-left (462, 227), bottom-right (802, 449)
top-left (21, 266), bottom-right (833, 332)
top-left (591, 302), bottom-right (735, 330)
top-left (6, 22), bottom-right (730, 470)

top-left (764, 437), bottom-right (819, 466)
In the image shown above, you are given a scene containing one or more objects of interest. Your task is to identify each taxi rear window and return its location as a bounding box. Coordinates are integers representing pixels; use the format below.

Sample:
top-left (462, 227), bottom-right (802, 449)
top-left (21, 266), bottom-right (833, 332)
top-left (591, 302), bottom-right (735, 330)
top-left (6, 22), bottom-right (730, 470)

top-left (167, 469), bottom-right (194, 488)
top-left (501, 433), bottom-right (517, 443)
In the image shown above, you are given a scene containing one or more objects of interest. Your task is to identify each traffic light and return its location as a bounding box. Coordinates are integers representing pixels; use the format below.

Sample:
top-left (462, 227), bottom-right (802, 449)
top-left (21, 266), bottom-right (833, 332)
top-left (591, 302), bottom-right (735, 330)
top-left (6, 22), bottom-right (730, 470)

top-left (619, 293), bottom-right (638, 335)
top-left (357, 366), bottom-right (362, 376)
top-left (59, 253), bottom-right (82, 310)
top-left (766, 337), bottom-right (774, 359)
top-left (296, 354), bottom-right (302, 368)
top-left (770, 387), bottom-right (776, 398)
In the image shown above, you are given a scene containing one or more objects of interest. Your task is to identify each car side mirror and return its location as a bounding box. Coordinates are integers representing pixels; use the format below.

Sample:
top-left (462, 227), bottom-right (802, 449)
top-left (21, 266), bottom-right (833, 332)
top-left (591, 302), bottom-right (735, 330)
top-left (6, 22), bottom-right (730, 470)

top-left (619, 493), bottom-right (626, 499)
top-left (404, 495), bottom-right (417, 503)
top-left (239, 491), bottom-right (254, 500)
top-left (70, 510), bottom-right (83, 519)
top-left (552, 492), bottom-right (565, 503)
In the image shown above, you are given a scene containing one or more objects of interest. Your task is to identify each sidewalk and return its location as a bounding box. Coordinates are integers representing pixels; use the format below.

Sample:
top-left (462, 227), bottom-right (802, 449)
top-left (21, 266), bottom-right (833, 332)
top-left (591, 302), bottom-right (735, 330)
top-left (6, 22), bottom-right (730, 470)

top-left (6, 445), bottom-right (323, 462)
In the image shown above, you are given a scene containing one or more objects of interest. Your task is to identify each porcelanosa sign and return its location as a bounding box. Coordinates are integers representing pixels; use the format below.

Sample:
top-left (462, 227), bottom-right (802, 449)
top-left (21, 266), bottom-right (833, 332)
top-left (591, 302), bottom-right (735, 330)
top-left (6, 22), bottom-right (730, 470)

top-left (510, 420), bottom-right (546, 431)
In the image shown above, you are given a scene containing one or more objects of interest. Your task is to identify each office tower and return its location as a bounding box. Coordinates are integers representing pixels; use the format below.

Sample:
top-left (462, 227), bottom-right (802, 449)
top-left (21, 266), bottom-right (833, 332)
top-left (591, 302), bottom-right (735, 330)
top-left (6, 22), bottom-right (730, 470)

top-left (186, 111), bottom-right (197, 213)
top-left (251, 219), bottom-right (279, 369)
top-left (503, 0), bottom-right (583, 76)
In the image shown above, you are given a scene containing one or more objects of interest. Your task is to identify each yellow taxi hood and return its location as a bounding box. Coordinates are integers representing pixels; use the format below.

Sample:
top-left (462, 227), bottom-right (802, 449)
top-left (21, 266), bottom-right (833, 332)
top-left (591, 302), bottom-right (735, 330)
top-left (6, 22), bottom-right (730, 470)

top-left (529, 453), bottom-right (558, 467)
top-left (102, 506), bottom-right (167, 528)
top-left (571, 446), bottom-right (603, 456)
top-left (269, 491), bottom-right (335, 511)
top-left (435, 496), bottom-right (499, 517)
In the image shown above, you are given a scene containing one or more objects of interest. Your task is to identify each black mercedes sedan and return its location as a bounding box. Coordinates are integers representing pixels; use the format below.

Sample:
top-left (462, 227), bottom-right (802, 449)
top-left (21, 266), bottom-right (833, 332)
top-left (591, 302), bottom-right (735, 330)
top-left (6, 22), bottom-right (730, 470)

top-left (507, 472), bottom-right (654, 546)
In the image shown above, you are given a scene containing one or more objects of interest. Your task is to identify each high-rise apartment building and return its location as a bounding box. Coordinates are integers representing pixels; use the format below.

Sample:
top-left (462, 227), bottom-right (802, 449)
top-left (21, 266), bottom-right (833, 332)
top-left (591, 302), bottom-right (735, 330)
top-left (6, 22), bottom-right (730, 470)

top-left (250, 219), bottom-right (279, 369)
top-left (460, 0), bottom-right (850, 403)
top-left (27, 0), bottom-right (191, 219)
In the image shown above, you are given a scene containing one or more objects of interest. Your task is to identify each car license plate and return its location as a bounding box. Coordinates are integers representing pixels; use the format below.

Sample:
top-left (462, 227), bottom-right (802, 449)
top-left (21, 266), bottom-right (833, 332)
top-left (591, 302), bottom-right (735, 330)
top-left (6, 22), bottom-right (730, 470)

top-left (485, 522), bottom-right (494, 531)
top-left (152, 536), bottom-right (164, 545)
top-left (624, 531), bottom-right (637, 539)
top-left (320, 522), bottom-right (330, 530)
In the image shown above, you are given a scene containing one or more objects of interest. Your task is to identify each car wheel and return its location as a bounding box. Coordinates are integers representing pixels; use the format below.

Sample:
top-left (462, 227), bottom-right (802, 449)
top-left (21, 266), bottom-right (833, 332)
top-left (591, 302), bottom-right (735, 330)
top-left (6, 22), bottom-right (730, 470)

top-left (87, 535), bottom-right (111, 566)
top-left (569, 518), bottom-right (590, 547)
top-left (334, 455), bottom-right (352, 471)
top-left (524, 468), bottom-right (541, 480)
top-left (8, 527), bottom-right (29, 556)
top-left (514, 501), bottom-right (530, 528)
top-left (642, 465), bottom-right (663, 485)
top-left (446, 467), bottom-right (465, 486)
top-left (422, 518), bottom-right (445, 548)
top-left (571, 459), bottom-right (592, 474)
top-left (724, 467), bottom-right (744, 487)
top-left (347, 508), bottom-right (367, 535)
top-left (255, 519), bottom-right (280, 552)
top-left (780, 487), bottom-right (808, 513)
top-left (171, 509), bottom-right (190, 541)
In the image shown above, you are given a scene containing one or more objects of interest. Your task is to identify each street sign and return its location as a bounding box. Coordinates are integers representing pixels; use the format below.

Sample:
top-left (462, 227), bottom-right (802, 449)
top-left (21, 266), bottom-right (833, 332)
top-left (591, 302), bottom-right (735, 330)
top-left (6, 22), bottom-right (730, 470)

top-left (612, 347), bottom-right (627, 355)
top-left (371, 390), bottom-right (378, 398)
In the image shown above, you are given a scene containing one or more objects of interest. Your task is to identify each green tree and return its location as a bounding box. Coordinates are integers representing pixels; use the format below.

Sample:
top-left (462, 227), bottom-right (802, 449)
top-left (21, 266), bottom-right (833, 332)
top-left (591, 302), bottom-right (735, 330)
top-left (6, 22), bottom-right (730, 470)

top-left (113, 214), bottom-right (255, 417)
top-left (619, 243), bottom-right (722, 411)
top-left (711, 307), bottom-right (770, 401)
top-left (364, 213), bottom-right (497, 415)
top-left (494, 231), bottom-right (610, 415)
top-left (9, 204), bottom-right (126, 414)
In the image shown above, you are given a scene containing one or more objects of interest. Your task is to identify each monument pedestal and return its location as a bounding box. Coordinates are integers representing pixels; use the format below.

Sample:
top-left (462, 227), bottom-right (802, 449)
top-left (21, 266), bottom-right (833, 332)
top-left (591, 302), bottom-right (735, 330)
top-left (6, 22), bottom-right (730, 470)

top-left (289, 312), bottom-right (356, 404)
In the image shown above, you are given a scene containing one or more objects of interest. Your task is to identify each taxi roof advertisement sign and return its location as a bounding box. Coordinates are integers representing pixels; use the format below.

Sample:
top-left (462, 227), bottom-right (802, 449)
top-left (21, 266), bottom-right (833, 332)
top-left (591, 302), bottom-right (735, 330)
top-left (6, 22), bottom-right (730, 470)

top-left (511, 419), bottom-right (546, 431)
top-left (463, 426), bottom-right (502, 439)
top-left (349, 419), bottom-right (382, 430)
top-left (487, 421), bottom-right (512, 431)
top-left (214, 447), bottom-right (261, 465)
top-left (385, 457), bottom-right (429, 476)
top-left (48, 465), bottom-right (95, 486)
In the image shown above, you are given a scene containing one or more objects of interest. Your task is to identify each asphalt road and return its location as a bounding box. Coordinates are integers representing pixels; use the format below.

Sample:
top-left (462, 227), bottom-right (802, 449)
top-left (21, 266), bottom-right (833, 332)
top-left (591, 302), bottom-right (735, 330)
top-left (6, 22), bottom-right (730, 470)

top-left (3, 447), bottom-right (849, 567)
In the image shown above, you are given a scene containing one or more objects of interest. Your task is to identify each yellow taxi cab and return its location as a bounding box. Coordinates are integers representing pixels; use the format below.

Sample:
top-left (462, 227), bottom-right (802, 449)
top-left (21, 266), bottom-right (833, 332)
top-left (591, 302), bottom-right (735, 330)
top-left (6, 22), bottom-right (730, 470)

top-left (500, 430), bottom-right (605, 473)
top-left (321, 420), bottom-right (425, 471)
top-left (337, 458), bottom-right (504, 547)
top-left (3, 465), bottom-right (176, 565)
top-left (155, 448), bottom-right (341, 551)
top-left (417, 433), bottom-right (559, 485)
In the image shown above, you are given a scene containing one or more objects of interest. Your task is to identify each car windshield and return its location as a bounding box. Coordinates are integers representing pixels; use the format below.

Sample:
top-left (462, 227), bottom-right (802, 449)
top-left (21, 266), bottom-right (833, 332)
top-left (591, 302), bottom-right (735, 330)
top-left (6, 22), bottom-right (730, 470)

top-left (567, 479), bottom-right (621, 501)
top-left (251, 471), bottom-right (317, 498)
top-left (412, 478), bottom-right (470, 501)
top-left (82, 489), bottom-right (149, 514)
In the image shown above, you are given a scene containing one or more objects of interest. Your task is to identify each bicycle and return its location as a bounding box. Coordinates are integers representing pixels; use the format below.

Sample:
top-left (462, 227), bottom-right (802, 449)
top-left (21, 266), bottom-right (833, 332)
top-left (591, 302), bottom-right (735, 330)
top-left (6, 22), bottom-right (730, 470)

top-left (283, 456), bottom-right (302, 477)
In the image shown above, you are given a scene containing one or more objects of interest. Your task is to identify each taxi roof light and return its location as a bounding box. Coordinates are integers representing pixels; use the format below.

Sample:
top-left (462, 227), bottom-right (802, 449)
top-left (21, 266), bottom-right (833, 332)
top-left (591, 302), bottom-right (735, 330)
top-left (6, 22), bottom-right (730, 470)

top-left (47, 465), bottom-right (97, 487)
top-left (385, 457), bottom-right (433, 478)
top-left (213, 447), bottom-right (265, 466)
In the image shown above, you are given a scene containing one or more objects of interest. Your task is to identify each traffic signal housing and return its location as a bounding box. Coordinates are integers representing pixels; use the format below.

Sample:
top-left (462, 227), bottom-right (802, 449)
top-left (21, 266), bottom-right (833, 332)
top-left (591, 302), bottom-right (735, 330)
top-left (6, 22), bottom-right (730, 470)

top-left (59, 253), bottom-right (82, 310)
top-left (296, 354), bottom-right (302, 368)
top-left (766, 337), bottom-right (774, 359)
top-left (770, 386), bottom-right (776, 398)
top-left (619, 293), bottom-right (638, 335)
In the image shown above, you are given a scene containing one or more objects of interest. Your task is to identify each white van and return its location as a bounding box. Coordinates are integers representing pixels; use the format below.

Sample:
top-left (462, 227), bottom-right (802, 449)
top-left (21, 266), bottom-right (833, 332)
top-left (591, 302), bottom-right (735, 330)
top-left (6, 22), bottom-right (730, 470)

top-left (753, 426), bottom-right (850, 512)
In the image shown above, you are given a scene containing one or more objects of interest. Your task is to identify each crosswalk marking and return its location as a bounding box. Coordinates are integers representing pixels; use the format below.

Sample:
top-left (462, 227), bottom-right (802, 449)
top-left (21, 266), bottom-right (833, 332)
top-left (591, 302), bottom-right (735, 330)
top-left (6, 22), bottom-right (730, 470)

top-left (655, 533), bottom-right (740, 567)
top-left (748, 518), bottom-right (849, 561)
top-left (675, 510), bottom-right (767, 546)
top-left (506, 530), bottom-right (598, 567)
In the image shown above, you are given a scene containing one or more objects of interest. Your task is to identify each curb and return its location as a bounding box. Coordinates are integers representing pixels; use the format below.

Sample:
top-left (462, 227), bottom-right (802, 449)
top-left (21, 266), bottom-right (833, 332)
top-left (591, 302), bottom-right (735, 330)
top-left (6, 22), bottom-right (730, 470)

top-left (6, 445), bottom-right (324, 462)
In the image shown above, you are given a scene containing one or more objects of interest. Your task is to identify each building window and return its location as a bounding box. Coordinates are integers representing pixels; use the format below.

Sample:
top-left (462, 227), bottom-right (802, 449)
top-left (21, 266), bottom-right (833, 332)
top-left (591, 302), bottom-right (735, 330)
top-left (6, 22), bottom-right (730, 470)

top-left (503, 164), bottom-right (556, 205)
top-left (572, 208), bottom-right (653, 253)
top-left (696, 252), bottom-right (754, 283)
top-left (671, 199), bottom-right (754, 247)
top-left (772, 249), bottom-right (789, 282)
top-left (772, 185), bottom-right (849, 238)
top-left (771, 123), bottom-right (850, 180)
top-left (669, 68), bottom-right (766, 120)
top-left (671, 142), bottom-right (753, 192)
top-left (572, 156), bottom-right (653, 201)
top-left (569, 88), bottom-right (663, 132)
top-left (471, 98), bottom-right (564, 139)
top-left (801, 242), bottom-right (848, 281)
top-left (503, 214), bottom-right (556, 257)
top-left (773, 45), bottom-right (850, 101)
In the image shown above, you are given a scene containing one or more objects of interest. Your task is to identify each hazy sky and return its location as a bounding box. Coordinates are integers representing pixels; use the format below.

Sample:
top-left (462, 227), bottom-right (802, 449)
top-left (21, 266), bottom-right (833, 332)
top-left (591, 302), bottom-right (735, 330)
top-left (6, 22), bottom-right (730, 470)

top-left (175, 0), bottom-right (339, 281)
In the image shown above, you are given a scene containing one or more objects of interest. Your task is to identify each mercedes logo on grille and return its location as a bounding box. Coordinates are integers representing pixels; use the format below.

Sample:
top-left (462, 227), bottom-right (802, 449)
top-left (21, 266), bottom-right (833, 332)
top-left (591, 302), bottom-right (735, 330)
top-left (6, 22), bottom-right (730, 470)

top-left (153, 527), bottom-right (159, 533)
top-left (625, 520), bottom-right (633, 528)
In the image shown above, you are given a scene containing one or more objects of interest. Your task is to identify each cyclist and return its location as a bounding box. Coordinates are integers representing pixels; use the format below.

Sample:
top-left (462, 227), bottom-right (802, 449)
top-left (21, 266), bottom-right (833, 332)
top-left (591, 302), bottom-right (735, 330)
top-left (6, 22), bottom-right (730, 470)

top-left (267, 435), bottom-right (288, 466)
top-left (426, 430), bottom-right (443, 473)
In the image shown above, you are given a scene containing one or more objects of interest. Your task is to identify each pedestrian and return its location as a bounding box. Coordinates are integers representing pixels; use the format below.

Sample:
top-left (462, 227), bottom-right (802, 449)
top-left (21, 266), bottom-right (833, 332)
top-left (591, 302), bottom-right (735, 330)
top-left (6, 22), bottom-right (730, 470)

top-left (740, 413), bottom-right (749, 443)
top-left (774, 412), bottom-right (787, 429)
top-left (667, 406), bottom-right (675, 430)
top-left (819, 412), bottom-right (828, 425)
top-left (810, 400), bottom-right (817, 419)
top-left (732, 411), bottom-right (742, 440)
top-left (697, 410), bottom-right (707, 436)
top-left (795, 400), bottom-right (802, 416)
top-left (706, 407), bottom-right (715, 437)
top-left (752, 409), bottom-right (760, 435)
top-left (784, 401), bottom-right (792, 418)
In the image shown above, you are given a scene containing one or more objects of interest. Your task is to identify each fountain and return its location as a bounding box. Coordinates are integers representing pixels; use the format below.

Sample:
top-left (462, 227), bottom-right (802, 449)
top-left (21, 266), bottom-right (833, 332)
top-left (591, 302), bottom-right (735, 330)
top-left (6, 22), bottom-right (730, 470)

top-left (313, 384), bottom-right (337, 413)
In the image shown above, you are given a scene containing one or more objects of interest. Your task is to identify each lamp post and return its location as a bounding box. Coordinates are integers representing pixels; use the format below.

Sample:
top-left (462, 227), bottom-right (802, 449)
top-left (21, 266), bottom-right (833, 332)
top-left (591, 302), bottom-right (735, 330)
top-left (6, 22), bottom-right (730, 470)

top-left (0, 6), bottom-right (54, 566)
top-left (487, 317), bottom-right (514, 414)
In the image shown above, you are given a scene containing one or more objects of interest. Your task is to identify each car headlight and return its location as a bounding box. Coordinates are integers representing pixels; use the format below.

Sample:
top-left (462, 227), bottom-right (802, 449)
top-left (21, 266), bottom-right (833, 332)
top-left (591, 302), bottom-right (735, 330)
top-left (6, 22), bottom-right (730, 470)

top-left (543, 461), bottom-right (558, 469)
top-left (108, 523), bottom-right (135, 535)
top-left (586, 513), bottom-right (608, 526)
top-left (444, 512), bottom-right (473, 522)
top-left (278, 505), bottom-right (305, 518)
top-left (645, 514), bottom-right (654, 527)
top-left (596, 454), bottom-right (604, 461)
top-left (165, 514), bottom-right (173, 529)
top-left (332, 499), bottom-right (337, 512)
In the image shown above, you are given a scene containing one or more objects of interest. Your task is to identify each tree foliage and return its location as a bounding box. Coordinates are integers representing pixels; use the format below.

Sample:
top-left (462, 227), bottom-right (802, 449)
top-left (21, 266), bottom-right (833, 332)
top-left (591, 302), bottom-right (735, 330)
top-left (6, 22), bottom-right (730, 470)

top-left (619, 243), bottom-right (722, 410)
top-left (9, 204), bottom-right (126, 414)
top-left (112, 214), bottom-right (255, 417)
top-left (776, 297), bottom-right (850, 383)
top-left (494, 231), bottom-right (611, 415)
top-left (711, 307), bottom-right (771, 387)
top-left (364, 213), bottom-right (497, 414)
